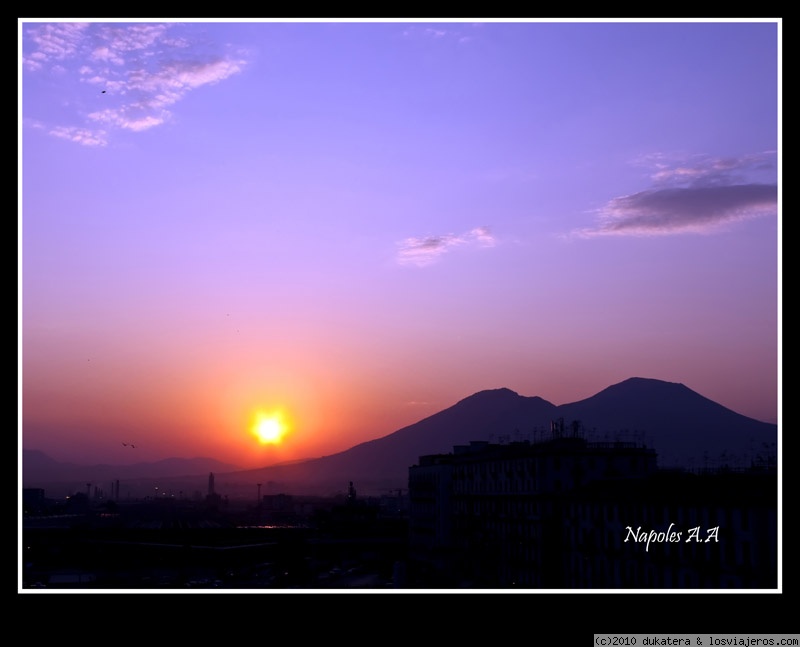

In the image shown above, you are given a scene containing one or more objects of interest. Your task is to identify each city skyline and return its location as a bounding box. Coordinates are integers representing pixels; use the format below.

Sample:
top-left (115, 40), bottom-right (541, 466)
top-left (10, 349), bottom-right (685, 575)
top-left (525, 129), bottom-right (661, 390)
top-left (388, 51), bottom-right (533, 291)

top-left (20, 18), bottom-right (780, 470)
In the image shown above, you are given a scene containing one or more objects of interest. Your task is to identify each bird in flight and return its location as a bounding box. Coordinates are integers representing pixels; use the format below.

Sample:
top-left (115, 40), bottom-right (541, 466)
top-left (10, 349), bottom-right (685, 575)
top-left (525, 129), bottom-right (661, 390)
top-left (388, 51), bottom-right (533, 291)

top-left (101, 90), bottom-right (106, 94)
top-left (122, 442), bottom-right (137, 448)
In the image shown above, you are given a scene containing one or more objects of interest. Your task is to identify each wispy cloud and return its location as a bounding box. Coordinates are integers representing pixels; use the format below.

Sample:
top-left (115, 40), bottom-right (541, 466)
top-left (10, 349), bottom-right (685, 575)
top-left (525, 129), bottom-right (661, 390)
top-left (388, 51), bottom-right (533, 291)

top-left (397, 226), bottom-right (496, 267)
top-left (573, 152), bottom-right (778, 238)
top-left (22, 22), bottom-right (248, 146)
top-left (22, 22), bottom-right (91, 70)
top-left (48, 125), bottom-right (109, 147)
top-left (400, 24), bottom-right (478, 44)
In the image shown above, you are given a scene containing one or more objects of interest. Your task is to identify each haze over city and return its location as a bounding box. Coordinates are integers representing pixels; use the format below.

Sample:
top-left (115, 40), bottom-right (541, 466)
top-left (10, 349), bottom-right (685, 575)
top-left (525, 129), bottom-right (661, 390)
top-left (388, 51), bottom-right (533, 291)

top-left (20, 18), bottom-right (780, 471)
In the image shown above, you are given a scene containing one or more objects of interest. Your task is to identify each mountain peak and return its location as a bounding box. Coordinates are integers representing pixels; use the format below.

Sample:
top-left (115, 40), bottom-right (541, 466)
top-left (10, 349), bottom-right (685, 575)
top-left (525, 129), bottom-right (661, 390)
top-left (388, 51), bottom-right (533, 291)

top-left (591, 377), bottom-right (689, 399)
top-left (469, 387), bottom-right (520, 399)
top-left (453, 387), bottom-right (522, 409)
top-left (617, 376), bottom-right (683, 388)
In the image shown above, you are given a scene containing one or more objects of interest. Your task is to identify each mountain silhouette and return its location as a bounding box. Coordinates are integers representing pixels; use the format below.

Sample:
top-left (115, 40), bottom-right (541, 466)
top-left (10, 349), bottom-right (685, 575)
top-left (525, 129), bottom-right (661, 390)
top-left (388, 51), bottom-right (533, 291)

top-left (557, 377), bottom-right (775, 466)
top-left (22, 378), bottom-right (777, 497)
top-left (219, 377), bottom-right (777, 495)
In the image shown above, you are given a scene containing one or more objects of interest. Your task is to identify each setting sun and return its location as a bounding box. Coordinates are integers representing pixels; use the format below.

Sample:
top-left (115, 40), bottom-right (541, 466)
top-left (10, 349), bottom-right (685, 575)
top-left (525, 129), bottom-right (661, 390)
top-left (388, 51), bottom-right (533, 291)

top-left (251, 411), bottom-right (288, 445)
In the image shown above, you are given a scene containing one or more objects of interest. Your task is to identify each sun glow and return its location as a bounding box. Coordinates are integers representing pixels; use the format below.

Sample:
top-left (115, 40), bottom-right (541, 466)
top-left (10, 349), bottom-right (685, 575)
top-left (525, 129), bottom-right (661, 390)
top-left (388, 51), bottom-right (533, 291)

top-left (251, 410), bottom-right (288, 445)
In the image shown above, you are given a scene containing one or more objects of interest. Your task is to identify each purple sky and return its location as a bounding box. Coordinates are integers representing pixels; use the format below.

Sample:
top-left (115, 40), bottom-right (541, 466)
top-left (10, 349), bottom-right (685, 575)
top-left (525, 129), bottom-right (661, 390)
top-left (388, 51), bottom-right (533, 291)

top-left (19, 19), bottom-right (781, 469)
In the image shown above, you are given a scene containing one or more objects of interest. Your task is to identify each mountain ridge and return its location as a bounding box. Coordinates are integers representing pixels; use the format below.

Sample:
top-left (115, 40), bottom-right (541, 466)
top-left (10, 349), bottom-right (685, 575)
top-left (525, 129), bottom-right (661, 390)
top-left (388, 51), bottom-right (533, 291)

top-left (22, 377), bottom-right (777, 497)
top-left (21, 450), bottom-right (240, 485)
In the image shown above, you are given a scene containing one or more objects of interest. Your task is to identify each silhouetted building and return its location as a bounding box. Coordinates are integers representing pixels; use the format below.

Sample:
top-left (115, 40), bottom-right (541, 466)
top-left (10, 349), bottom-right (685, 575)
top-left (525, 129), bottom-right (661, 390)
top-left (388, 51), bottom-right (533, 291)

top-left (406, 453), bottom-right (454, 584)
top-left (206, 472), bottom-right (222, 508)
top-left (407, 423), bottom-right (777, 589)
top-left (411, 430), bottom-right (658, 587)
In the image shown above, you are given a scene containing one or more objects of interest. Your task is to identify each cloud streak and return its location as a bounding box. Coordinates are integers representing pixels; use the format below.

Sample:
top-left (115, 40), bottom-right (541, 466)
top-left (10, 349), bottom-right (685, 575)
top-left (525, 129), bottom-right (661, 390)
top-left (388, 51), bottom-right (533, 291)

top-left (400, 23), bottom-right (478, 44)
top-left (22, 22), bottom-right (247, 146)
top-left (397, 226), bottom-right (496, 267)
top-left (574, 152), bottom-right (778, 237)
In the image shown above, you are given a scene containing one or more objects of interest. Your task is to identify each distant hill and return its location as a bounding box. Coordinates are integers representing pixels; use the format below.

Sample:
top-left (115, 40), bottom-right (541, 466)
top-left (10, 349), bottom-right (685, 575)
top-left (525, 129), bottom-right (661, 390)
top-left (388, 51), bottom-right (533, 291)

top-left (22, 378), bottom-right (777, 498)
top-left (21, 450), bottom-right (240, 493)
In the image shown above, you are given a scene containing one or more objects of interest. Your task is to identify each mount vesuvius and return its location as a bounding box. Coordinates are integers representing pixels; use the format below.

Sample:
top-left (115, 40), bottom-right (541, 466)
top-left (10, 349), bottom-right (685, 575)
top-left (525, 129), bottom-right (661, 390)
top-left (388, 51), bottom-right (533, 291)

top-left (23, 377), bottom-right (777, 497)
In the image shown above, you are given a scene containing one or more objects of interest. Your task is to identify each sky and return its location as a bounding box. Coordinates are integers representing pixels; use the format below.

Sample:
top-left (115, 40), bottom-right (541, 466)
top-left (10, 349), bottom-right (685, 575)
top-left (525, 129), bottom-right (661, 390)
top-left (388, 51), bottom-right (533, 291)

top-left (19, 18), bottom-right (781, 470)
